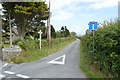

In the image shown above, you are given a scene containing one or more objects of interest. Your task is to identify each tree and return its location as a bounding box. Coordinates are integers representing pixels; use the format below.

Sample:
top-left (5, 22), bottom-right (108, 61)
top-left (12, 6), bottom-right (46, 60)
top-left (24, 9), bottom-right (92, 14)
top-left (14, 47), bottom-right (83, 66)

top-left (56, 31), bottom-right (61, 38)
top-left (64, 26), bottom-right (70, 37)
top-left (2, 2), bottom-right (17, 47)
top-left (71, 32), bottom-right (76, 36)
top-left (2, 2), bottom-right (49, 40)
top-left (60, 26), bottom-right (70, 37)
top-left (60, 26), bottom-right (65, 37)
top-left (51, 25), bottom-right (56, 38)
top-left (61, 26), bottom-right (64, 31)
top-left (25, 22), bottom-right (47, 40)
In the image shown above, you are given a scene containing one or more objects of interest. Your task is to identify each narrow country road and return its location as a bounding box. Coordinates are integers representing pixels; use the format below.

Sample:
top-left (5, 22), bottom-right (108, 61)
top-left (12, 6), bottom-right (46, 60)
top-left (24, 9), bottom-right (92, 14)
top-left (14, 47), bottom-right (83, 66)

top-left (0, 39), bottom-right (87, 79)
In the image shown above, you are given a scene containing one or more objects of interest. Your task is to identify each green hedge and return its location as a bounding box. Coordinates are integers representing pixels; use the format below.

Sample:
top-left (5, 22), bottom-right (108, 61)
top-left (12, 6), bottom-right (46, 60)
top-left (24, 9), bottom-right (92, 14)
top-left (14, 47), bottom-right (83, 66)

top-left (80, 19), bottom-right (120, 78)
top-left (18, 40), bottom-right (39, 51)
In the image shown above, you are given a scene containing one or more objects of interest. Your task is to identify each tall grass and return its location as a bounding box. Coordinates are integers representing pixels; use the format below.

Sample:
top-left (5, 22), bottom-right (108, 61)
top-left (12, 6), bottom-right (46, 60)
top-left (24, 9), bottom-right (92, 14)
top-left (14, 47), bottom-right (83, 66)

top-left (10, 37), bottom-right (76, 64)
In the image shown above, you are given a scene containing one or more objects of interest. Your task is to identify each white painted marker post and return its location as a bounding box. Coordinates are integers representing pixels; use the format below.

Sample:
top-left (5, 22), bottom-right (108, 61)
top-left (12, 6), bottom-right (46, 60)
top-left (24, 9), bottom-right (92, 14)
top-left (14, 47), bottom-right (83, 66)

top-left (38, 30), bottom-right (42, 50)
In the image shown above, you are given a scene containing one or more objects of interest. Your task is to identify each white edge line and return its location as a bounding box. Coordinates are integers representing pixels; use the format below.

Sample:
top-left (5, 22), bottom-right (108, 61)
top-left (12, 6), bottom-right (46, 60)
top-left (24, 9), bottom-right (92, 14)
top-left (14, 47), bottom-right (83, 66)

top-left (4, 71), bottom-right (15, 74)
top-left (16, 74), bottom-right (30, 78)
top-left (2, 63), bottom-right (8, 68)
top-left (0, 63), bottom-right (8, 69)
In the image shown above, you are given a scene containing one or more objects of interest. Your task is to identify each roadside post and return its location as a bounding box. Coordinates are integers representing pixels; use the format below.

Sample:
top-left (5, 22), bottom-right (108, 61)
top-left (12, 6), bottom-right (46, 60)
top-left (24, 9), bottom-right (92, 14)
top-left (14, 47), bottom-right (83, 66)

top-left (88, 21), bottom-right (98, 64)
top-left (38, 30), bottom-right (42, 50)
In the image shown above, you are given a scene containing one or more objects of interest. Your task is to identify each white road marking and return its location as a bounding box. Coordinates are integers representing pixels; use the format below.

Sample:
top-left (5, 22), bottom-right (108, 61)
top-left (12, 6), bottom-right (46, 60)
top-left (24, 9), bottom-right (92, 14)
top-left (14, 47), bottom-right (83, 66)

top-left (16, 74), bottom-right (30, 78)
top-left (0, 63), bottom-right (8, 69)
top-left (2, 63), bottom-right (8, 68)
top-left (4, 71), bottom-right (15, 74)
top-left (47, 55), bottom-right (66, 65)
top-left (0, 74), bottom-right (5, 78)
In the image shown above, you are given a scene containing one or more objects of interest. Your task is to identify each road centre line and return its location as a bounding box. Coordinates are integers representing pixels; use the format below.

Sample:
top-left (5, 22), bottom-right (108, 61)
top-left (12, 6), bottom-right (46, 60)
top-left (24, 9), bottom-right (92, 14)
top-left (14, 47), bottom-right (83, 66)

top-left (0, 74), bottom-right (5, 78)
top-left (16, 74), bottom-right (30, 78)
top-left (4, 71), bottom-right (15, 74)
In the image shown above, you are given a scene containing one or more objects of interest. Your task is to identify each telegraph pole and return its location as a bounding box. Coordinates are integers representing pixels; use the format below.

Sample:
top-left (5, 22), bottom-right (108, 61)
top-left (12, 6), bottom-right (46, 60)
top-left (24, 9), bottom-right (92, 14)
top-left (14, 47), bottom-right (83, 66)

top-left (9, 11), bottom-right (13, 48)
top-left (47, 0), bottom-right (51, 44)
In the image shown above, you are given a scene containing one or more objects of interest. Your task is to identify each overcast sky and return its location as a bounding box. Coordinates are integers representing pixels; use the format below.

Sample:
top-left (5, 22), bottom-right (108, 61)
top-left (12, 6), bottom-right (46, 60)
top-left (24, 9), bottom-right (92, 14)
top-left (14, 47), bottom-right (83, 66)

top-left (45, 0), bottom-right (119, 35)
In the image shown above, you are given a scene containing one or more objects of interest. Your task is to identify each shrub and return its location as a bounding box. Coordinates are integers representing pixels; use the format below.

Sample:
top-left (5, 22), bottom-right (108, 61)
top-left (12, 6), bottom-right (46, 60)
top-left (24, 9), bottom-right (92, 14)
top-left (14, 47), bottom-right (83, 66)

top-left (81, 19), bottom-right (120, 78)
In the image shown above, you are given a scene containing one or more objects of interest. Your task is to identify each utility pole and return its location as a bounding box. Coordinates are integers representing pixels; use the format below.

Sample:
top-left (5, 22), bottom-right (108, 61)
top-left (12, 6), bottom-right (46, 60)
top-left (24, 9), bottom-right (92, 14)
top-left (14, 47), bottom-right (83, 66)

top-left (47, 0), bottom-right (51, 44)
top-left (9, 11), bottom-right (13, 48)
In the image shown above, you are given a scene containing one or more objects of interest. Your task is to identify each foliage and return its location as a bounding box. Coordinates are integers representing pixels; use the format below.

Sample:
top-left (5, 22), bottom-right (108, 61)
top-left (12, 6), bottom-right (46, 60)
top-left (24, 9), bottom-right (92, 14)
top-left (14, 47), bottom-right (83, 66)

top-left (60, 26), bottom-right (70, 37)
top-left (80, 19), bottom-right (120, 78)
top-left (18, 40), bottom-right (39, 51)
top-left (71, 32), bottom-right (77, 37)
top-left (56, 31), bottom-right (61, 38)
top-left (25, 22), bottom-right (47, 40)
top-left (24, 24), bottom-right (56, 40)
top-left (10, 37), bottom-right (76, 64)
top-left (51, 25), bottom-right (56, 38)
top-left (80, 43), bottom-right (106, 78)
top-left (2, 2), bottom-right (49, 40)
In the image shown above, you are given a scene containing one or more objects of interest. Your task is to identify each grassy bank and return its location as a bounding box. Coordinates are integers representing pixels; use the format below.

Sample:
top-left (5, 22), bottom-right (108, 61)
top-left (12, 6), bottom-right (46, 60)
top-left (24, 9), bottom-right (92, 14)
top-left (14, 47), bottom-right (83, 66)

top-left (80, 42), bottom-right (105, 78)
top-left (9, 37), bottom-right (76, 64)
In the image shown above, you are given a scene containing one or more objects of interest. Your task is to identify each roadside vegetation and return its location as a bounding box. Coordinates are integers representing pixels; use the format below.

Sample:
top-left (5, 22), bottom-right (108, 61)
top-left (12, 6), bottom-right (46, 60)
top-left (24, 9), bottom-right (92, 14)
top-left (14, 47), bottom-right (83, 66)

top-left (1, 2), bottom-right (77, 64)
top-left (9, 37), bottom-right (76, 64)
top-left (80, 19), bottom-right (120, 78)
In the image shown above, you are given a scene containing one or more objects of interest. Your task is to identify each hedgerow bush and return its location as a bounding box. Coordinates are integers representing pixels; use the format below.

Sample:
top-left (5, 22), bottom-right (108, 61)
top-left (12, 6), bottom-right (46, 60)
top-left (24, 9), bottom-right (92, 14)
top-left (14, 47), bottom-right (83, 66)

top-left (18, 40), bottom-right (39, 51)
top-left (81, 19), bottom-right (120, 78)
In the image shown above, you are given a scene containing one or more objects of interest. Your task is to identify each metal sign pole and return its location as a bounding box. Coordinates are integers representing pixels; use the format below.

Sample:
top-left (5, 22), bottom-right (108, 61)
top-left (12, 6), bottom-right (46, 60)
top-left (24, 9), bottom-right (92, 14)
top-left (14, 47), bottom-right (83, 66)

top-left (89, 21), bottom-right (98, 64)
top-left (92, 30), bottom-right (95, 64)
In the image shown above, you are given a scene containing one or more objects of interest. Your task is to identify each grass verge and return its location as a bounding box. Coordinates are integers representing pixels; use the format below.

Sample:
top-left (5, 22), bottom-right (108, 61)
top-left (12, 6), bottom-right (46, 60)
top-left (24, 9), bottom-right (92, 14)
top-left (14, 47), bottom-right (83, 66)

top-left (80, 42), bottom-right (106, 78)
top-left (9, 37), bottom-right (76, 64)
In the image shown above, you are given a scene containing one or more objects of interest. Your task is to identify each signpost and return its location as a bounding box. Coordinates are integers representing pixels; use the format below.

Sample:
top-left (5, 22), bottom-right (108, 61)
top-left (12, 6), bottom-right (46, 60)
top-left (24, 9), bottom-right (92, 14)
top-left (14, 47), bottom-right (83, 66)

top-left (88, 21), bottom-right (98, 64)
top-left (38, 30), bottom-right (42, 50)
top-left (89, 22), bottom-right (98, 30)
